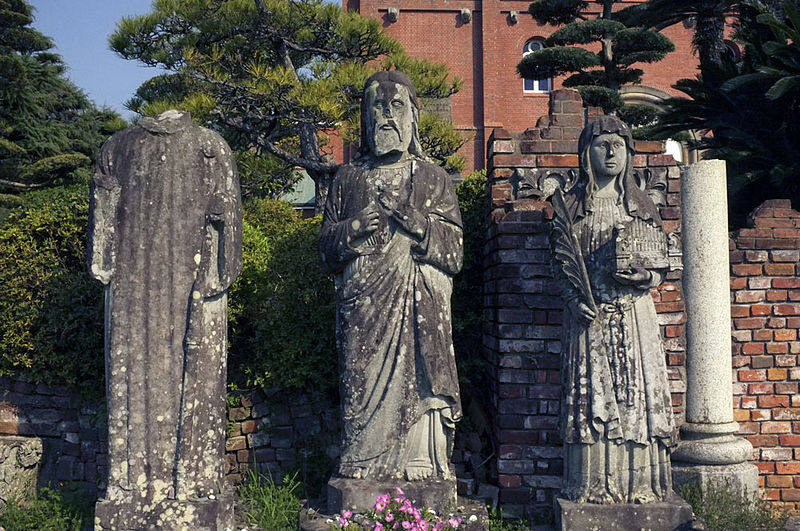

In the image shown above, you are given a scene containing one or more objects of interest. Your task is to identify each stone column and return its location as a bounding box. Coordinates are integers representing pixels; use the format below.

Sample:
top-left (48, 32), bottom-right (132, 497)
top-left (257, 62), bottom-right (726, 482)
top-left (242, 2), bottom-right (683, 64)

top-left (672, 159), bottom-right (759, 497)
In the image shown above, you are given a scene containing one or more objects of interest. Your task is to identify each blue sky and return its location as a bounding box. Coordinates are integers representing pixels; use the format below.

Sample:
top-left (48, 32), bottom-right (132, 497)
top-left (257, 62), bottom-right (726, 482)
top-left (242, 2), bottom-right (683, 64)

top-left (30, 0), bottom-right (159, 118)
top-left (29, 1), bottom-right (339, 119)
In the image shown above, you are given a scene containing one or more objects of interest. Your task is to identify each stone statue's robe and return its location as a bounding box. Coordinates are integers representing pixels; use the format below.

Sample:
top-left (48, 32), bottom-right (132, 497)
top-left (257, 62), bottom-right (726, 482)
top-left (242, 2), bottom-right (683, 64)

top-left (557, 188), bottom-right (675, 504)
top-left (88, 112), bottom-right (242, 506)
top-left (320, 158), bottom-right (463, 479)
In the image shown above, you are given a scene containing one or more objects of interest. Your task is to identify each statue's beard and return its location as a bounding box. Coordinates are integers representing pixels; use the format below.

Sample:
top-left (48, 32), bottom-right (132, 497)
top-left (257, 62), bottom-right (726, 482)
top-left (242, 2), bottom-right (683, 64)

top-left (370, 121), bottom-right (407, 156)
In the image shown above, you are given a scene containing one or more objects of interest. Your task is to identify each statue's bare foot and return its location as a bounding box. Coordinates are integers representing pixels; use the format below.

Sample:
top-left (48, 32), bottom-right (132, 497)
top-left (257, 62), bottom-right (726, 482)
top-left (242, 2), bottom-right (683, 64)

top-left (405, 459), bottom-right (433, 481)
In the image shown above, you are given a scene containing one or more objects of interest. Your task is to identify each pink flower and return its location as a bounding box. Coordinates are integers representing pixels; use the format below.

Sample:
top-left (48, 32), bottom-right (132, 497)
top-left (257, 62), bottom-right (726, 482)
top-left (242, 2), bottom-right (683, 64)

top-left (374, 524), bottom-right (384, 531)
top-left (448, 517), bottom-right (460, 528)
top-left (402, 522), bottom-right (412, 530)
top-left (412, 508), bottom-right (422, 521)
top-left (375, 494), bottom-right (390, 511)
top-left (385, 511), bottom-right (395, 522)
top-left (433, 523), bottom-right (444, 531)
top-left (400, 500), bottom-right (413, 513)
top-left (419, 521), bottom-right (429, 531)
top-left (395, 487), bottom-right (405, 496)
top-left (343, 510), bottom-right (353, 519)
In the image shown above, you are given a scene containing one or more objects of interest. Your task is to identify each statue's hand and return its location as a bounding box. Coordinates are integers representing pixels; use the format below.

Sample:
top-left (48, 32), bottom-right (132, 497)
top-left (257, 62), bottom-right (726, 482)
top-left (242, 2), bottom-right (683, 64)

top-left (391, 208), bottom-right (427, 241)
top-left (348, 205), bottom-right (380, 240)
top-left (613, 264), bottom-right (653, 289)
top-left (568, 299), bottom-right (596, 327)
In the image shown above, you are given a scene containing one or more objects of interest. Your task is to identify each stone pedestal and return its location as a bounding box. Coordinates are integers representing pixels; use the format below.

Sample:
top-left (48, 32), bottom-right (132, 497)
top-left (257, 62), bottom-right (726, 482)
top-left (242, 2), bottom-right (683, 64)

top-left (328, 476), bottom-right (457, 514)
top-left (555, 493), bottom-right (692, 531)
top-left (94, 489), bottom-right (233, 531)
top-left (675, 159), bottom-right (758, 496)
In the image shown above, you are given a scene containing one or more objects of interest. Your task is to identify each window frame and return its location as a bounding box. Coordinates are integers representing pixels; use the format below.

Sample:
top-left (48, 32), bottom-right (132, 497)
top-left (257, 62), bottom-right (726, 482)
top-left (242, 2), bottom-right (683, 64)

top-left (522, 38), bottom-right (552, 94)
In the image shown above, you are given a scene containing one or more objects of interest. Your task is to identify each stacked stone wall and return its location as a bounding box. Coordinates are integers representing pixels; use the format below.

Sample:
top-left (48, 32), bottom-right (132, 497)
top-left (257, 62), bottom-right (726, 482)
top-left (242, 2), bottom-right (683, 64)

top-left (0, 377), bottom-right (106, 498)
top-left (730, 199), bottom-right (800, 511)
top-left (484, 89), bottom-right (686, 522)
top-left (223, 389), bottom-right (340, 488)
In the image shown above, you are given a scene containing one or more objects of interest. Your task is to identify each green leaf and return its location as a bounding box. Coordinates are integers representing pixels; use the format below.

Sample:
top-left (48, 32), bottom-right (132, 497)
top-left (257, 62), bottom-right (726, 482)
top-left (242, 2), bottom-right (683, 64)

top-left (766, 75), bottom-right (800, 100)
top-left (529, 0), bottom-right (588, 25)
top-left (517, 46), bottom-right (599, 79)
top-left (547, 19), bottom-right (626, 46)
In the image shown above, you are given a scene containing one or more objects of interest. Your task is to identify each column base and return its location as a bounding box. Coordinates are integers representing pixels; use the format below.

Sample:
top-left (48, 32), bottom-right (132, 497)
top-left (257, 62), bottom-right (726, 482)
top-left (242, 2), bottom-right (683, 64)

top-left (94, 490), bottom-right (233, 531)
top-left (672, 461), bottom-right (760, 502)
top-left (555, 492), bottom-right (693, 531)
top-left (672, 422), bottom-right (754, 465)
top-left (327, 475), bottom-right (456, 514)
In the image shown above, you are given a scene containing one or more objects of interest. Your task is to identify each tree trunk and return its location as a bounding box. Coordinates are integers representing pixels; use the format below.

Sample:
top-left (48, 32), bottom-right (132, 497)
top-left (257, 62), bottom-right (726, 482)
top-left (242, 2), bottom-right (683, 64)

top-left (695, 5), bottom-right (727, 88)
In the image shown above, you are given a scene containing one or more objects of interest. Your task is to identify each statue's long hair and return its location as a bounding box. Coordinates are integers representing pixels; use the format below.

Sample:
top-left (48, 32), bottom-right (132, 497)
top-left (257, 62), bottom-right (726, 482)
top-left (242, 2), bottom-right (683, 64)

top-left (354, 70), bottom-right (431, 162)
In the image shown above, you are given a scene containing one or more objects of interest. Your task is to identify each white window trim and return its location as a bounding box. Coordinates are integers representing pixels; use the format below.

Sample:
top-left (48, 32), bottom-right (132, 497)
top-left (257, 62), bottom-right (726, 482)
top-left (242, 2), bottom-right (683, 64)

top-left (523, 39), bottom-right (552, 94)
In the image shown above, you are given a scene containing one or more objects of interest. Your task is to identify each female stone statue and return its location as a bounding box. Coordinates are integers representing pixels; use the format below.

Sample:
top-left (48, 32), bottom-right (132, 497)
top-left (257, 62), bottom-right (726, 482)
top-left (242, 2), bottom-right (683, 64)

top-left (552, 116), bottom-right (675, 504)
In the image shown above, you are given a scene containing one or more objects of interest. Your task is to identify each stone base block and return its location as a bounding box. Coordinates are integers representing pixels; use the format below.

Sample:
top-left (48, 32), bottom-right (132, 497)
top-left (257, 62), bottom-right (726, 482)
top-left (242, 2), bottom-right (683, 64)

top-left (94, 489), bottom-right (233, 531)
top-left (305, 496), bottom-right (487, 531)
top-left (672, 461), bottom-right (759, 501)
top-left (555, 492), bottom-right (693, 531)
top-left (327, 476), bottom-right (457, 514)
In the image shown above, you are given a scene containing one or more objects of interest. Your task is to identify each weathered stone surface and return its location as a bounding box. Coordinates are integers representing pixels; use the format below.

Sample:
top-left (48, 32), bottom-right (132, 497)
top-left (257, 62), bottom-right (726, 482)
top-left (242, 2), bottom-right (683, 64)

top-left (672, 462), bottom-right (759, 502)
top-left (555, 493), bottom-right (692, 531)
top-left (319, 71), bottom-right (462, 501)
top-left (0, 435), bottom-right (42, 505)
top-left (674, 160), bottom-right (758, 496)
top-left (88, 110), bottom-right (242, 530)
top-left (94, 488), bottom-right (233, 531)
top-left (328, 476), bottom-right (456, 514)
top-left (553, 116), bottom-right (676, 504)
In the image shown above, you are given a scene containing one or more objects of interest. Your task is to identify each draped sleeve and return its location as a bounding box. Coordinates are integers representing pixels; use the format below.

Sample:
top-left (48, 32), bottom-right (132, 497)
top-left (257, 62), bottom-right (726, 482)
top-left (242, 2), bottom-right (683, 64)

top-left (88, 135), bottom-right (121, 285)
top-left (319, 165), bottom-right (360, 273)
top-left (411, 161), bottom-right (463, 276)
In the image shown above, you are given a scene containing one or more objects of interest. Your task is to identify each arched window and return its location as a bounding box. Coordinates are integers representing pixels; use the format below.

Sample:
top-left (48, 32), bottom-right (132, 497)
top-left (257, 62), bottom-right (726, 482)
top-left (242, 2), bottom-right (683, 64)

top-left (523, 39), bottom-right (551, 93)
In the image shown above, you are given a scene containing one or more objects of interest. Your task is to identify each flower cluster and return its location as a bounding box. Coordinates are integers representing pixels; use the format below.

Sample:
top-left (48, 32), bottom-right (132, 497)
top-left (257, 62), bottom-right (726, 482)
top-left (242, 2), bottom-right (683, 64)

top-left (332, 488), bottom-right (462, 531)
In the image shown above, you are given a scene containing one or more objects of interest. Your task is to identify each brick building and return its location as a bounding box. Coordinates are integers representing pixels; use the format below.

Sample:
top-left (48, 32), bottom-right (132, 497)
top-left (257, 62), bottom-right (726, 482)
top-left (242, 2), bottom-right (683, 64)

top-left (345, 0), bottom-right (708, 173)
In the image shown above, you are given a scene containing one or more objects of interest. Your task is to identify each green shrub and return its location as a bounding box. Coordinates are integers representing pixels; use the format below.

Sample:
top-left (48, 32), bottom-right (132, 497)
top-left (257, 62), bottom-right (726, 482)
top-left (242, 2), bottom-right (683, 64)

top-left (488, 508), bottom-right (529, 531)
top-left (238, 469), bottom-right (302, 531)
top-left (0, 172), bottom-right (487, 403)
top-left (679, 482), bottom-right (789, 531)
top-left (228, 198), bottom-right (336, 392)
top-left (453, 170), bottom-right (487, 389)
top-left (0, 487), bottom-right (90, 531)
top-left (0, 181), bottom-right (104, 396)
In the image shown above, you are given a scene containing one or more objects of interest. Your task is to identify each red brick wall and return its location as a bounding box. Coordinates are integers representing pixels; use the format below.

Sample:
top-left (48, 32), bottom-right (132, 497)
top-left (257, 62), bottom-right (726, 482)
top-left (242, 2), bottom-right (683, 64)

top-left (730, 199), bottom-right (800, 511)
top-left (349, 0), bottom-right (704, 173)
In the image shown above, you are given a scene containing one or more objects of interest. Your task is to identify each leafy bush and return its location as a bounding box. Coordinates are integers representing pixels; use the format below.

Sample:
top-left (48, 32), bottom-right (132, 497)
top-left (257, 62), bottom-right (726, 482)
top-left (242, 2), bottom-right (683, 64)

top-left (228, 198), bottom-right (336, 392)
top-left (0, 487), bottom-right (91, 531)
top-left (238, 469), bottom-right (302, 531)
top-left (0, 181), bottom-right (104, 396)
top-left (0, 171), bottom-right (487, 404)
top-left (679, 482), bottom-right (789, 531)
top-left (453, 170), bottom-right (487, 389)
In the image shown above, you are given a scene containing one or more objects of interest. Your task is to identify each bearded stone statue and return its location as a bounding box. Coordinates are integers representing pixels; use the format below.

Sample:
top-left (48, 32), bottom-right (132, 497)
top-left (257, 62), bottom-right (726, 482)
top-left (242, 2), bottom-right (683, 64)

top-left (320, 71), bottom-right (463, 512)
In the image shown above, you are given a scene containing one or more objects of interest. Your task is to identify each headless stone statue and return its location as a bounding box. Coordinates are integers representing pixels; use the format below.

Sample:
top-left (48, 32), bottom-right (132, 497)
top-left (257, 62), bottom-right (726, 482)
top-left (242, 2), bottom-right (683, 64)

top-left (551, 116), bottom-right (691, 529)
top-left (320, 71), bottom-right (463, 512)
top-left (88, 110), bottom-right (242, 531)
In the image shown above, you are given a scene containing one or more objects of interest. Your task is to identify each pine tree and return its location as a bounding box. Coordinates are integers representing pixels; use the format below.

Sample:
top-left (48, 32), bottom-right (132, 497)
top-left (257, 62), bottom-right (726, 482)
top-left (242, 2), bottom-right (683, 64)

top-left (0, 0), bottom-right (124, 193)
top-left (516, 0), bottom-right (674, 123)
top-left (110, 0), bottom-right (465, 205)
